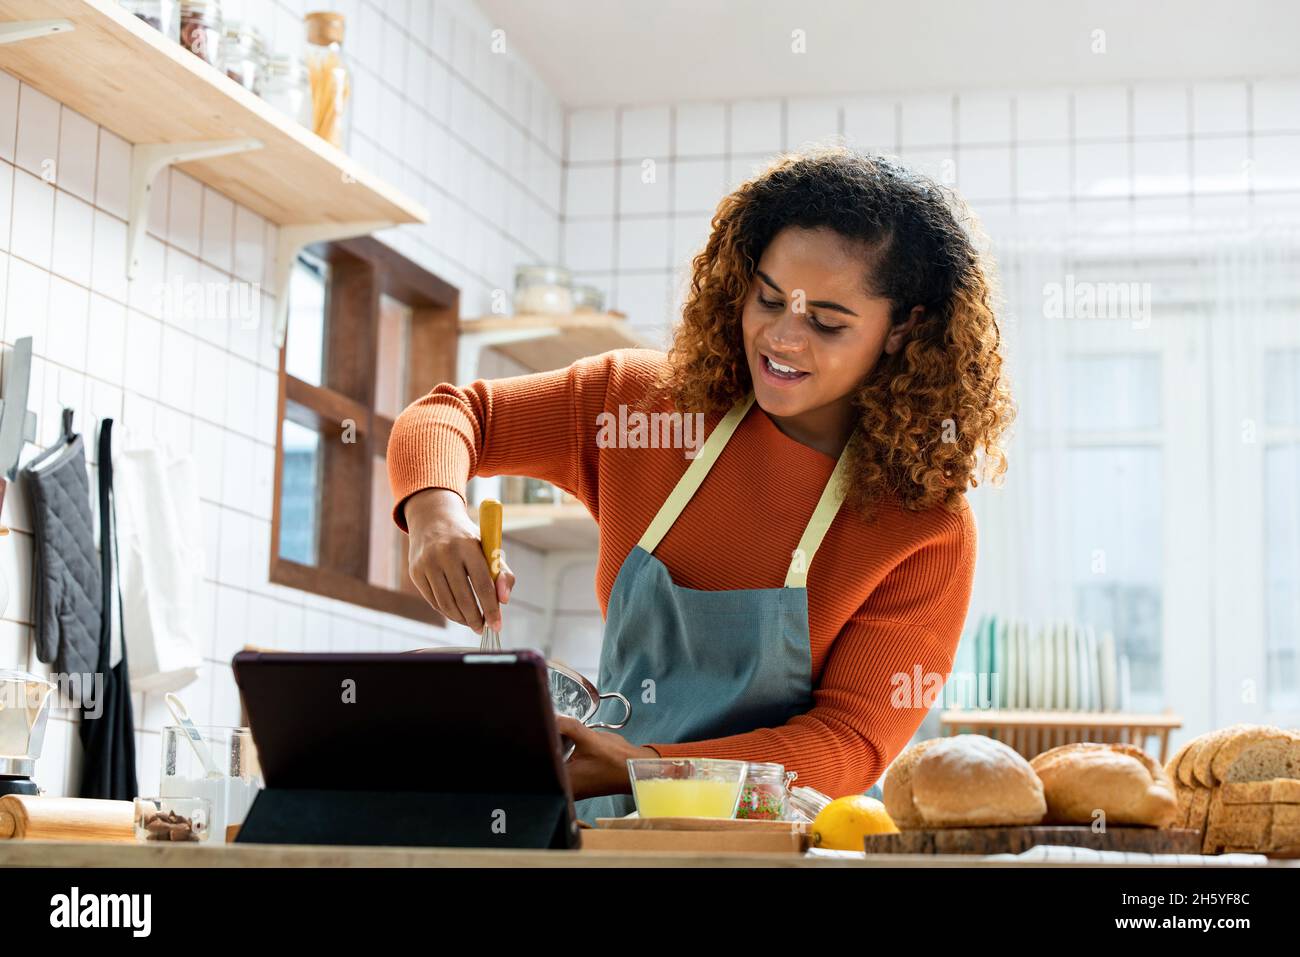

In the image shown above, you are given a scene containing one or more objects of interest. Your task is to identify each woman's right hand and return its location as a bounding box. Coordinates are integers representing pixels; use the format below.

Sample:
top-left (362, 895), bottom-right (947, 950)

top-left (402, 488), bottom-right (514, 633)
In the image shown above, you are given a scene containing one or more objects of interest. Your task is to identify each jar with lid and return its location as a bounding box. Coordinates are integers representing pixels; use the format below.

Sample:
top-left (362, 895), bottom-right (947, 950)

top-left (514, 265), bottom-right (574, 316)
top-left (179, 0), bottom-right (223, 69)
top-left (735, 762), bottom-right (797, 820)
top-left (571, 283), bottom-right (606, 314)
top-left (120, 0), bottom-right (180, 41)
top-left (262, 54), bottom-right (313, 130)
top-left (221, 21), bottom-right (266, 94)
top-left (786, 784), bottom-right (833, 823)
top-left (304, 11), bottom-right (352, 149)
top-left (521, 479), bottom-right (556, 504)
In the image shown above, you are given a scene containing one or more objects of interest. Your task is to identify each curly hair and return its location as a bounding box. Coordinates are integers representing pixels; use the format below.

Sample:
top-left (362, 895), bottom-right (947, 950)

top-left (658, 145), bottom-right (1015, 520)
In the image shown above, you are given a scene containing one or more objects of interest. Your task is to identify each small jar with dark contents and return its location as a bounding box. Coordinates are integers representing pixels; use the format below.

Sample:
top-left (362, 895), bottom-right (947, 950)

top-left (221, 21), bottom-right (267, 94)
top-left (179, 0), bottom-right (223, 69)
top-left (120, 0), bottom-right (180, 41)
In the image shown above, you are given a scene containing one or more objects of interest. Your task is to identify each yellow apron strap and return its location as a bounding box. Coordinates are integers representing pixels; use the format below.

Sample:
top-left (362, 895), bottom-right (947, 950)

top-left (638, 393), bottom-right (756, 554)
top-left (783, 435), bottom-right (855, 588)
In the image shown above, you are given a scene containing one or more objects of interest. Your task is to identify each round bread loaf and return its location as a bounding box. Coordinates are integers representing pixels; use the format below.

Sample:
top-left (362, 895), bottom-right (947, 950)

top-left (881, 737), bottom-right (944, 829)
top-left (1030, 742), bottom-right (1178, 827)
top-left (908, 735), bottom-right (1046, 827)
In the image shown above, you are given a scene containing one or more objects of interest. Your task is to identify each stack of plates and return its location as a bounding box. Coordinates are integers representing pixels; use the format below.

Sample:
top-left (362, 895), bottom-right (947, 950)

top-left (947, 615), bottom-right (1131, 712)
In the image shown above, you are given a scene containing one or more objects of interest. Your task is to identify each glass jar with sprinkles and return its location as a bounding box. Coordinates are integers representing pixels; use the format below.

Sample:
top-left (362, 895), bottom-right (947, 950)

top-left (735, 763), bottom-right (798, 820)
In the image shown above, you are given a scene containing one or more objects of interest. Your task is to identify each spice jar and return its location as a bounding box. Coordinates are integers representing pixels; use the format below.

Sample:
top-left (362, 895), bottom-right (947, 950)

top-left (179, 0), bottom-right (223, 69)
top-left (735, 763), bottom-right (797, 820)
top-left (221, 21), bottom-right (266, 94)
top-left (514, 265), bottom-right (574, 315)
top-left (120, 0), bottom-right (180, 41)
top-left (263, 53), bottom-right (313, 130)
top-left (304, 11), bottom-right (352, 149)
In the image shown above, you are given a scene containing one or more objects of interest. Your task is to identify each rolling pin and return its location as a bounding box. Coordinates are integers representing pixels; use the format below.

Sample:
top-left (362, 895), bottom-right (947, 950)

top-left (0, 795), bottom-right (135, 842)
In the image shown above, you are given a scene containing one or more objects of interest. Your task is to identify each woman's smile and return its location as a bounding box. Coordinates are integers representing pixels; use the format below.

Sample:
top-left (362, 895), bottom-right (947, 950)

top-left (758, 352), bottom-right (811, 385)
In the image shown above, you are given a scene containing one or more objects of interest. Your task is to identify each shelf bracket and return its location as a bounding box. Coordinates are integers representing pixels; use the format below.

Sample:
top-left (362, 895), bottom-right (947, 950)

top-left (127, 138), bottom-right (264, 278)
top-left (272, 221), bottom-right (396, 346)
top-left (0, 19), bottom-right (74, 44)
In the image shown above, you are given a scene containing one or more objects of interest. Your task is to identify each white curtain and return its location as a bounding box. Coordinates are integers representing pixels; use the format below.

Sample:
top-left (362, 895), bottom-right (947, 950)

top-left (955, 196), bottom-right (1300, 738)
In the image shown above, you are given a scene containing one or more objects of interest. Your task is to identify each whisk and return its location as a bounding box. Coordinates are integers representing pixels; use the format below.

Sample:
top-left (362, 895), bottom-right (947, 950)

top-left (479, 499), bottom-right (503, 651)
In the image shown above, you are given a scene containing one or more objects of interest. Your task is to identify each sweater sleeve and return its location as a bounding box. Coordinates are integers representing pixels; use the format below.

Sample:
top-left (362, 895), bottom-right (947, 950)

top-left (386, 348), bottom-right (655, 531)
top-left (646, 507), bottom-right (977, 798)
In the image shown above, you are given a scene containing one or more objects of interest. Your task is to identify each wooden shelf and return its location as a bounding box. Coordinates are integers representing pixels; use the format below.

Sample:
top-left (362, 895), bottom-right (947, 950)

top-left (458, 312), bottom-right (652, 374)
top-left (0, 0), bottom-right (427, 227)
top-left (500, 502), bottom-right (598, 552)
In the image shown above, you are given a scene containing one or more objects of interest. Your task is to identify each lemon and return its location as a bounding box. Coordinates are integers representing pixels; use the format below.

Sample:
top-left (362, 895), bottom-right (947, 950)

top-left (810, 795), bottom-right (898, 850)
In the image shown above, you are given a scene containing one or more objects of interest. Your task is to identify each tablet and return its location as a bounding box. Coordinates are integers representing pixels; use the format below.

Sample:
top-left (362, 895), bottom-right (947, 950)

top-left (231, 649), bottom-right (573, 798)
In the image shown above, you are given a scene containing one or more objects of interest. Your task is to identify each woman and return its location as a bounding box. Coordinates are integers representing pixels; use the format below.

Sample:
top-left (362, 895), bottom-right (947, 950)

top-left (388, 146), bottom-right (1013, 822)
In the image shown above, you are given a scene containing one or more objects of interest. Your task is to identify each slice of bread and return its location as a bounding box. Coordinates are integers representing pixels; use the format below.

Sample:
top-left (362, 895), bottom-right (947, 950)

top-left (1271, 823), bottom-right (1300, 850)
top-left (1177, 733), bottom-right (1207, 787)
top-left (1221, 778), bottom-right (1300, 804)
top-left (1170, 738), bottom-right (1196, 832)
top-left (1187, 785), bottom-right (1213, 836)
top-left (1165, 739), bottom-right (1197, 828)
top-left (1192, 724), bottom-right (1268, 787)
top-left (1211, 727), bottom-right (1294, 783)
top-left (1165, 738), bottom-right (1195, 784)
top-left (1273, 804), bottom-right (1300, 826)
top-left (1203, 816), bottom-right (1271, 855)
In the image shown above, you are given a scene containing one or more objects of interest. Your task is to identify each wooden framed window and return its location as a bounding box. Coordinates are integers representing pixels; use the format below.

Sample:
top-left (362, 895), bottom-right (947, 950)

top-left (270, 236), bottom-right (458, 623)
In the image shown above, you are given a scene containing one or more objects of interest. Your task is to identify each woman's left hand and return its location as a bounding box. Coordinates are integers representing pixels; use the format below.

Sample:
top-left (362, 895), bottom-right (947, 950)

top-left (555, 714), bottom-right (658, 800)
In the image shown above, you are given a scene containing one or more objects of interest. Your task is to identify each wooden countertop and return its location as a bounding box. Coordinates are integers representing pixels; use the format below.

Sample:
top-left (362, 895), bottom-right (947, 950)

top-left (2, 839), bottom-right (1298, 868)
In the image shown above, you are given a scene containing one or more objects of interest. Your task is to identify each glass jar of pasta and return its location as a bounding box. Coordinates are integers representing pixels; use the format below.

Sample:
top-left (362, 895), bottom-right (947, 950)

top-left (304, 11), bottom-right (351, 150)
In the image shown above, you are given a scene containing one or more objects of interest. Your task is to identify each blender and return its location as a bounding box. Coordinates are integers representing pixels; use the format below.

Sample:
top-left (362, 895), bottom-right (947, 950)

top-left (0, 670), bottom-right (56, 796)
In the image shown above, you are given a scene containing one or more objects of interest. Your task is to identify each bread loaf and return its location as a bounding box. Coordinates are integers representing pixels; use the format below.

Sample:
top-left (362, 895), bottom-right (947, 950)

top-left (1166, 724), bottom-right (1300, 854)
top-left (906, 735), bottom-right (1046, 828)
top-left (1030, 742), bottom-right (1178, 827)
top-left (881, 737), bottom-right (943, 829)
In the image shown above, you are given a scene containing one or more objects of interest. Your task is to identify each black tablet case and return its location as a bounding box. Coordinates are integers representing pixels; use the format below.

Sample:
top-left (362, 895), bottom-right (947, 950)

top-left (231, 650), bottom-right (579, 849)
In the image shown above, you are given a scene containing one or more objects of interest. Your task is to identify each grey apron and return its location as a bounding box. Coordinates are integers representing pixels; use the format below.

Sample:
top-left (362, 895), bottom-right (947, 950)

top-left (575, 392), bottom-right (865, 822)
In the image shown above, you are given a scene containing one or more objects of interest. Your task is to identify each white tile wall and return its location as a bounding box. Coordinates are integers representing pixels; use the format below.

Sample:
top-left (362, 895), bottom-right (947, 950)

top-left (0, 0), bottom-right (567, 798)
top-left (563, 78), bottom-right (1300, 344)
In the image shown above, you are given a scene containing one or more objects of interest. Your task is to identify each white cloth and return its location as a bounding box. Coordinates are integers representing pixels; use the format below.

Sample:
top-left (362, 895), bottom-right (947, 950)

top-left (813, 845), bottom-right (1270, 865)
top-left (111, 446), bottom-right (204, 693)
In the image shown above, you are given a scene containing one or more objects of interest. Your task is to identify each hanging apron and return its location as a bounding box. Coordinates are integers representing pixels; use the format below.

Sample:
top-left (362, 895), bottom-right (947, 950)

top-left (575, 392), bottom-right (862, 823)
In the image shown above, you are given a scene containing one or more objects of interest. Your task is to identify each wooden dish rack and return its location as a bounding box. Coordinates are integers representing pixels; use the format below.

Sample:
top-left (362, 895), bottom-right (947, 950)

top-left (939, 709), bottom-right (1183, 763)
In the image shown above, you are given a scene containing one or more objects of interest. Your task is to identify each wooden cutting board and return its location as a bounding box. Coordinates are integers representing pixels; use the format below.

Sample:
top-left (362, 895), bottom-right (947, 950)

top-left (863, 826), bottom-right (1202, 855)
top-left (595, 816), bottom-right (807, 833)
top-left (585, 817), bottom-right (809, 853)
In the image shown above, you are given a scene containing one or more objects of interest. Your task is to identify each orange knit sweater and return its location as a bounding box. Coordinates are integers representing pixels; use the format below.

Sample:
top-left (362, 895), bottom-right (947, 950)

top-left (388, 348), bottom-right (977, 796)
